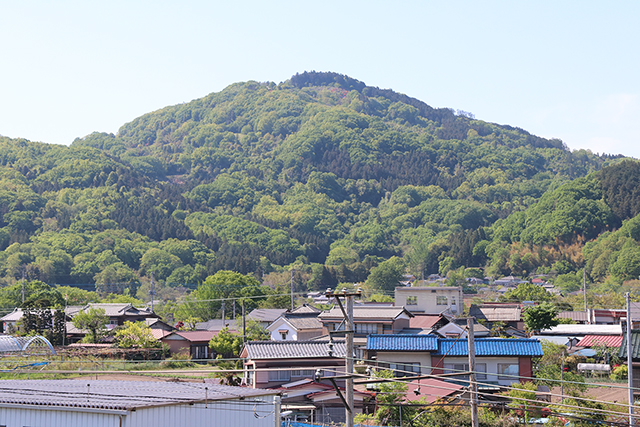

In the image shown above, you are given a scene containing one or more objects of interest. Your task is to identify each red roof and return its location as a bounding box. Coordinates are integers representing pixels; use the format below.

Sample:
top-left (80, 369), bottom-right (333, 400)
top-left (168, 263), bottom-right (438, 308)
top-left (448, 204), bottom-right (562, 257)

top-left (409, 315), bottom-right (442, 329)
top-left (405, 378), bottom-right (464, 404)
top-left (577, 335), bottom-right (623, 348)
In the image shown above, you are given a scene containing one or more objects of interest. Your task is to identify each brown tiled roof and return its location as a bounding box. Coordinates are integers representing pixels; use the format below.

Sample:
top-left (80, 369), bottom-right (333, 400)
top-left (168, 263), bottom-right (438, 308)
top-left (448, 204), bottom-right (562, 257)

top-left (319, 306), bottom-right (412, 321)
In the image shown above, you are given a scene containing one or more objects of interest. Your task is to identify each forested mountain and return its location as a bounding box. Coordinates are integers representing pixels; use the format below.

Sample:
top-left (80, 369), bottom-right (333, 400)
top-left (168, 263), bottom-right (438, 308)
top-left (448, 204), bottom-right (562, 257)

top-left (0, 71), bottom-right (635, 305)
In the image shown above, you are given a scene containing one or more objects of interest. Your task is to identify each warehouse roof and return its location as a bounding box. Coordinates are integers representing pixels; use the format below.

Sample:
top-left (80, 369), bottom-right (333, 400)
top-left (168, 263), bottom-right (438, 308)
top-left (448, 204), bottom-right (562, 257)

top-left (0, 380), bottom-right (277, 411)
top-left (619, 330), bottom-right (640, 360)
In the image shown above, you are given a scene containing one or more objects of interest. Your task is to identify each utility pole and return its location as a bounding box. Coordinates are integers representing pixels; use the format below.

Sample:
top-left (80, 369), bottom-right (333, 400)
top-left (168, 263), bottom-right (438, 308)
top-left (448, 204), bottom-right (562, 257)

top-left (290, 269), bottom-right (295, 311)
top-left (583, 269), bottom-right (588, 316)
top-left (21, 267), bottom-right (26, 305)
top-left (242, 300), bottom-right (246, 346)
top-left (467, 317), bottom-right (478, 427)
top-left (326, 288), bottom-right (361, 427)
top-left (149, 272), bottom-right (155, 313)
top-left (626, 292), bottom-right (635, 427)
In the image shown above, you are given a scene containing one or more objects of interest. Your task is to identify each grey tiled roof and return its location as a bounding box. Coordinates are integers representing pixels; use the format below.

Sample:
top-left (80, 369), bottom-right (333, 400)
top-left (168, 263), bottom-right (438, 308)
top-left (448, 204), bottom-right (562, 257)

top-left (248, 308), bottom-right (288, 322)
top-left (0, 380), bottom-right (276, 410)
top-left (284, 316), bottom-right (322, 330)
top-left (244, 340), bottom-right (346, 359)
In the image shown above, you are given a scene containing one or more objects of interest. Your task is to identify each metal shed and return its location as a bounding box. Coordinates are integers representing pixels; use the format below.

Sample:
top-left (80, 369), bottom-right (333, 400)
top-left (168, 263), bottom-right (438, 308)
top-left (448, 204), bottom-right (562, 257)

top-left (0, 379), bottom-right (281, 427)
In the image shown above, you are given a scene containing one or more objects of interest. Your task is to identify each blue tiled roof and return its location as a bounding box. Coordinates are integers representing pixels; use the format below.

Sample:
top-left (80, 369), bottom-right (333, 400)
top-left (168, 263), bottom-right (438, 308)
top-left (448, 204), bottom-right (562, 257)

top-left (367, 334), bottom-right (438, 351)
top-left (434, 338), bottom-right (543, 357)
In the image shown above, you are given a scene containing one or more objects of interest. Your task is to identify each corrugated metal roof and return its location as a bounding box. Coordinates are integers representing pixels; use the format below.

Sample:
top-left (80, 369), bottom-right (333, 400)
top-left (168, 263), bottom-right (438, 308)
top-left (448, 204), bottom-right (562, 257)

top-left (244, 340), bottom-right (346, 359)
top-left (539, 324), bottom-right (622, 335)
top-left (557, 311), bottom-right (589, 322)
top-left (619, 330), bottom-right (640, 359)
top-left (577, 335), bottom-right (623, 348)
top-left (434, 338), bottom-right (543, 356)
top-left (0, 380), bottom-right (276, 411)
top-left (367, 334), bottom-right (438, 351)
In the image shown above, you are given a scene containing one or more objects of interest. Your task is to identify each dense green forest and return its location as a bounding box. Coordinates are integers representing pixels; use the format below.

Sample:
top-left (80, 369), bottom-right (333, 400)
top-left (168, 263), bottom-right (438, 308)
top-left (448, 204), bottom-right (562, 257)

top-left (1, 71), bottom-right (637, 316)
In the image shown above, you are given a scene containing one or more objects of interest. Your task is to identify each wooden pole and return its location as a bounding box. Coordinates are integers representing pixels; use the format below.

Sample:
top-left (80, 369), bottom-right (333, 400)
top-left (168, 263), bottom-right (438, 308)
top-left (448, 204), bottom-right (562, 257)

top-left (627, 292), bottom-right (635, 427)
top-left (346, 293), bottom-right (354, 427)
top-left (468, 317), bottom-right (478, 427)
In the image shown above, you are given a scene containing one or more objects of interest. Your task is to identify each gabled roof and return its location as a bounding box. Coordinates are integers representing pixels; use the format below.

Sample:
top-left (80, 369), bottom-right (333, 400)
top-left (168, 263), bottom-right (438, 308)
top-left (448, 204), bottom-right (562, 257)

top-left (269, 316), bottom-right (322, 332)
top-left (434, 338), bottom-right (543, 357)
top-left (319, 306), bottom-right (413, 321)
top-left (242, 340), bottom-right (346, 359)
top-left (196, 319), bottom-right (239, 331)
top-left (291, 304), bottom-right (321, 314)
top-left (66, 303), bottom-right (155, 318)
top-left (577, 335), bottom-right (623, 348)
top-left (162, 330), bottom-right (216, 343)
top-left (409, 314), bottom-right (444, 329)
top-left (367, 334), bottom-right (438, 351)
top-left (248, 308), bottom-right (288, 323)
top-left (405, 378), bottom-right (464, 404)
top-left (469, 305), bottom-right (521, 322)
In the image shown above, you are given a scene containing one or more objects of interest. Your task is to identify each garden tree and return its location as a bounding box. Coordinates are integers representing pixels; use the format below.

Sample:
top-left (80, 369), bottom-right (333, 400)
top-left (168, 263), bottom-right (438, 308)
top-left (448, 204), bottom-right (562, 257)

top-left (523, 303), bottom-right (559, 334)
top-left (535, 340), bottom-right (587, 394)
top-left (244, 318), bottom-right (270, 341)
top-left (505, 382), bottom-right (539, 421)
top-left (114, 321), bottom-right (160, 348)
top-left (71, 307), bottom-right (108, 343)
top-left (22, 308), bottom-right (66, 345)
top-left (189, 270), bottom-right (267, 320)
top-left (367, 370), bottom-right (418, 426)
top-left (208, 327), bottom-right (243, 358)
top-left (55, 285), bottom-right (99, 305)
top-left (500, 282), bottom-right (554, 303)
top-left (365, 256), bottom-right (405, 294)
top-left (0, 280), bottom-right (64, 310)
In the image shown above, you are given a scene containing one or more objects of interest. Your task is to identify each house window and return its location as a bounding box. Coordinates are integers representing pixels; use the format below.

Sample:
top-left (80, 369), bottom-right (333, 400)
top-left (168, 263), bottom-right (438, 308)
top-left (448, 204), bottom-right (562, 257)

top-left (498, 363), bottom-right (519, 380)
top-left (406, 296), bottom-right (418, 306)
top-left (436, 296), bottom-right (448, 305)
top-left (268, 370), bottom-right (291, 382)
top-left (443, 363), bottom-right (486, 380)
top-left (355, 323), bottom-right (378, 334)
top-left (388, 362), bottom-right (420, 377)
top-left (291, 370), bottom-right (315, 377)
top-left (451, 297), bottom-right (456, 306)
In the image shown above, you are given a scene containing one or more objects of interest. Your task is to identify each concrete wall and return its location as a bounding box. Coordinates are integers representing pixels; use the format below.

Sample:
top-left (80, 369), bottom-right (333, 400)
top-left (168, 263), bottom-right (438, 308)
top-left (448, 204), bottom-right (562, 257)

top-left (395, 287), bottom-right (463, 315)
top-left (375, 351), bottom-right (432, 375)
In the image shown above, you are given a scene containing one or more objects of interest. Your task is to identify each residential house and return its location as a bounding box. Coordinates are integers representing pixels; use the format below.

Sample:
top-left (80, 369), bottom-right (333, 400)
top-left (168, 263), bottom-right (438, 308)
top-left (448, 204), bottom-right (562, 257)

top-left (534, 324), bottom-right (622, 347)
top-left (395, 286), bottom-right (463, 315)
top-left (241, 340), bottom-right (347, 389)
top-left (366, 334), bottom-right (543, 387)
top-left (318, 306), bottom-right (413, 339)
top-left (0, 308), bottom-right (69, 334)
top-left (493, 276), bottom-right (526, 287)
top-left (468, 303), bottom-right (524, 330)
top-left (248, 308), bottom-right (288, 328)
top-left (161, 330), bottom-right (216, 359)
top-left (279, 379), bottom-right (372, 424)
top-left (267, 305), bottom-right (323, 341)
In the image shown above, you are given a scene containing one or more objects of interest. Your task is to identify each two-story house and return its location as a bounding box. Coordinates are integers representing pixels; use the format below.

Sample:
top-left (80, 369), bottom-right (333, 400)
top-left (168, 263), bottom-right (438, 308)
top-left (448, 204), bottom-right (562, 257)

top-left (366, 334), bottom-right (543, 387)
top-left (318, 306), bottom-right (413, 338)
top-left (394, 286), bottom-right (463, 315)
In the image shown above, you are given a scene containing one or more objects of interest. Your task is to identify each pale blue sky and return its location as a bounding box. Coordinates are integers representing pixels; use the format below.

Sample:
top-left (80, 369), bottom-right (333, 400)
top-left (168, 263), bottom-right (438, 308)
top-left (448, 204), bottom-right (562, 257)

top-left (1, 1), bottom-right (638, 158)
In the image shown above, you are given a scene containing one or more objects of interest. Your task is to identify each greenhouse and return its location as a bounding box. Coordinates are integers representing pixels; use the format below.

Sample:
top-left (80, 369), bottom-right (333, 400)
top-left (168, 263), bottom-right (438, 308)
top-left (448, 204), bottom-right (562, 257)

top-left (0, 335), bottom-right (56, 357)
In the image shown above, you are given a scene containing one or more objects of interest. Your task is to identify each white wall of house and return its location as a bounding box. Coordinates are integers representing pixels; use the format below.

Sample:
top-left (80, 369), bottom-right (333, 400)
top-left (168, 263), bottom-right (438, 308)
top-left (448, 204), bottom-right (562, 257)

top-left (439, 356), bottom-right (520, 386)
top-left (375, 351), bottom-right (432, 376)
top-left (395, 287), bottom-right (463, 315)
top-left (268, 318), bottom-right (297, 341)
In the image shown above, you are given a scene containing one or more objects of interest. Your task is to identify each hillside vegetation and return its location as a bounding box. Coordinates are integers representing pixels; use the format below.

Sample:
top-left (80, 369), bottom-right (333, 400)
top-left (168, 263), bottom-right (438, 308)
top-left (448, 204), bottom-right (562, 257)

top-left (0, 71), bottom-right (636, 309)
